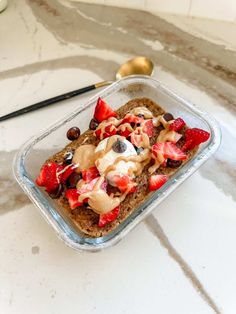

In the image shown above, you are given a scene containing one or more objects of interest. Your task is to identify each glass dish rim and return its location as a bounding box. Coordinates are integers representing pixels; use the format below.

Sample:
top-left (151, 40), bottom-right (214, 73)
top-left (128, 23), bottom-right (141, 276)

top-left (13, 75), bottom-right (221, 252)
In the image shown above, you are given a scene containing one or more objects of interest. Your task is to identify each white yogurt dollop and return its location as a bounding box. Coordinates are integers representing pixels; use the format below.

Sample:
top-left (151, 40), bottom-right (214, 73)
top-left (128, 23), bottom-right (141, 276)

top-left (95, 136), bottom-right (137, 185)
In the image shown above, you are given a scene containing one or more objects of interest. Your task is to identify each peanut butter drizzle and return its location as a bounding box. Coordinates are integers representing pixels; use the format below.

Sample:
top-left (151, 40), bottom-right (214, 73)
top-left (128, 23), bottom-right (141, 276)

top-left (79, 190), bottom-right (121, 214)
top-left (79, 174), bottom-right (129, 214)
top-left (129, 106), bottom-right (153, 118)
top-left (76, 179), bottom-right (86, 190)
top-left (148, 152), bottom-right (165, 174)
top-left (157, 129), bottom-right (181, 142)
top-left (94, 107), bottom-right (154, 140)
top-left (72, 144), bottom-right (96, 172)
top-left (104, 148), bottom-right (151, 177)
top-left (134, 126), bottom-right (150, 148)
top-left (94, 117), bottom-right (122, 140)
top-left (77, 112), bottom-right (178, 215)
top-left (153, 115), bottom-right (173, 128)
top-left (117, 123), bottom-right (134, 132)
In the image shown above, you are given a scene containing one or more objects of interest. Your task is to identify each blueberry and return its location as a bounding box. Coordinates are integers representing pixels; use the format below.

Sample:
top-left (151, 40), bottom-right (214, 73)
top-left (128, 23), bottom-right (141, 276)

top-left (67, 127), bottom-right (80, 141)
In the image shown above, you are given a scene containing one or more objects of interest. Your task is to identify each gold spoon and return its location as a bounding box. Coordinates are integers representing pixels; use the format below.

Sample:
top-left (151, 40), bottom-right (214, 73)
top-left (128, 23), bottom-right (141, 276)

top-left (0, 56), bottom-right (154, 122)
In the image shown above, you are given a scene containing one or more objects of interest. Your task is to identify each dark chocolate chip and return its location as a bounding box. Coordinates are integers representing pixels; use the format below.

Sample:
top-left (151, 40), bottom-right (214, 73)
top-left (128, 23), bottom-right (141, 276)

top-left (112, 139), bottom-right (127, 153)
top-left (163, 113), bottom-right (174, 122)
top-left (136, 147), bottom-right (144, 155)
top-left (49, 184), bottom-right (64, 199)
top-left (167, 159), bottom-right (182, 168)
top-left (67, 127), bottom-right (81, 141)
top-left (63, 151), bottom-right (74, 165)
top-left (89, 118), bottom-right (99, 130)
top-left (66, 172), bottom-right (82, 188)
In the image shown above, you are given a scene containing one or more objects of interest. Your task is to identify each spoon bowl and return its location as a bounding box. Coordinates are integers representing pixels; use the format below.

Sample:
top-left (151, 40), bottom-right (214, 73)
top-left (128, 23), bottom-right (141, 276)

top-left (116, 56), bottom-right (154, 80)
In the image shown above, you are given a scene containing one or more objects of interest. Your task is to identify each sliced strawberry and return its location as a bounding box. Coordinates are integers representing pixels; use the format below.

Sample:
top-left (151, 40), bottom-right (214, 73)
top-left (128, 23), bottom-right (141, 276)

top-left (36, 162), bottom-right (77, 193)
top-left (59, 164), bottom-right (77, 183)
top-left (95, 124), bottom-right (117, 140)
top-left (93, 97), bottom-right (117, 122)
top-left (98, 206), bottom-right (120, 228)
top-left (142, 119), bottom-right (154, 137)
top-left (82, 166), bottom-right (99, 183)
top-left (130, 131), bottom-right (143, 147)
top-left (36, 162), bottom-right (63, 193)
top-left (112, 174), bottom-right (137, 193)
top-left (122, 114), bottom-right (143, 125)
top-left (65, 189), bottom-right (82, 209)
top-left (152, 142), bottom-right (186, 161)
top-left (182, 128), bottom-right (210, 151)
top-left (149, 174), bottom-right (168, 191)
top-left (77, 177), bottom-right (107, 194)
top-left (161, 159), bottom-right (167, 167)
top-left (119, 127), bottom-right (132, 138)
top-left (169, 118), bottom-right (186, 132)
top-left (182, 139), bottom-right (194, 152)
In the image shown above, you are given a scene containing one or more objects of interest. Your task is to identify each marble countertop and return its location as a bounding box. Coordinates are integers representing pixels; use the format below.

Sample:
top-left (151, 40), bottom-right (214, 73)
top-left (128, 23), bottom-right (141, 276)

top-left (0, 1), bottom-right (236, 313)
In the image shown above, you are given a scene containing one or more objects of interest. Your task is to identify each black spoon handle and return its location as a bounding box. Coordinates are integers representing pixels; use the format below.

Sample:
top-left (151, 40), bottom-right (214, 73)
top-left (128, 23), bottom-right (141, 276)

top-left (0, 81), bottom-right (111, 122)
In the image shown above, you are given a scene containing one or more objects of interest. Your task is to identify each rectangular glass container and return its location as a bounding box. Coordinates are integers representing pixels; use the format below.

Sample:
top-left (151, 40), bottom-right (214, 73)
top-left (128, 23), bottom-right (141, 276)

top-left (13, 76), bottom-right (221, 252)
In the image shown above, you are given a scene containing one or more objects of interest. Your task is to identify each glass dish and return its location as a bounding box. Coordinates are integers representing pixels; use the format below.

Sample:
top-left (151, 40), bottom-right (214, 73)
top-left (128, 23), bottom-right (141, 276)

top-left (13, 76), bottom-right (221, 252)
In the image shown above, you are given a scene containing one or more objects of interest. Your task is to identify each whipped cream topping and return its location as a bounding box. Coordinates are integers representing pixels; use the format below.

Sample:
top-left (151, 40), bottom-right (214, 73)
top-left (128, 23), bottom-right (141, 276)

top-left (95, 135), bottom-right (137, 185)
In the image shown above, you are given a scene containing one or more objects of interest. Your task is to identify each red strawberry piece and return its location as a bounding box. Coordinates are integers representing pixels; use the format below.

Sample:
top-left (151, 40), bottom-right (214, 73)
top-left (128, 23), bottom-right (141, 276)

top-left (182, 128), bottom-right (210, 151)
top-left (112, 174), bottom-right (137, 193)
top-left (142, 119), bottom-right (154, 137)
top-left (95, 124), bottom-right (117, 140)
top-left (161, 159), bottom-right (167, 167)
top-left (77, 177), bottom-right (107, 194)
top-left (93, 97), bottom-right (117, 122)
top-left (119, 127), bottom-right (132, 138)
top-left (130, 131), bottom-right (143, 147)
top-left (152, 142), bottom-right (186, 161)
top-left (122, 114), bottom-right (143, 125)
top-left (65, 189), bottom-right (82, 209)
top-left (98, 206), bottom-right (120, 228)
top-left (59, 164), bottom-right (77, 184)
top-left (129, 184), bottom-right (137, 193)
top-left (82, 166), bottom-right (99, 183)
top-left (169, 118), bottom-right (186, 132)
top-left (36, 162), bottom-right (63, 193)
top-left (181, 139), bottom-right (194, 152)
top-left (149, 174), bottom-right (168, 191)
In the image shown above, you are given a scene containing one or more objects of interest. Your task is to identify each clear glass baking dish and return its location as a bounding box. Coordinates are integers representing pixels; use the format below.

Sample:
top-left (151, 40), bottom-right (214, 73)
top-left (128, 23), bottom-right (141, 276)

top-left (13, 76), bottom-right (221, 252)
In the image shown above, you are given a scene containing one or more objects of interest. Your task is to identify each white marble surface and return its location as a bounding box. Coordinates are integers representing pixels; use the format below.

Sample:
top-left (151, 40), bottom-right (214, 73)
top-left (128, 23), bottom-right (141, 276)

top-left (0, 1), bottom-right (236, 314)
top-left (76, 0), bottom-right (236, 22)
